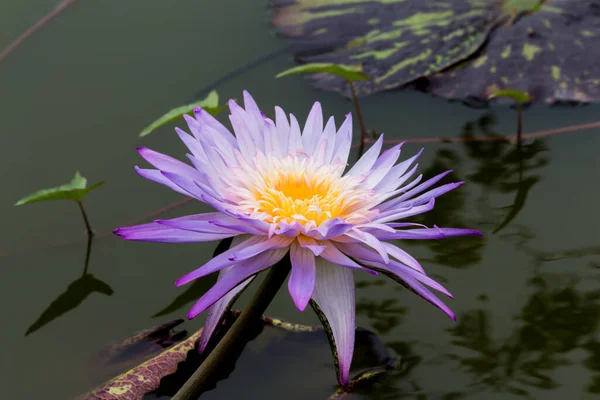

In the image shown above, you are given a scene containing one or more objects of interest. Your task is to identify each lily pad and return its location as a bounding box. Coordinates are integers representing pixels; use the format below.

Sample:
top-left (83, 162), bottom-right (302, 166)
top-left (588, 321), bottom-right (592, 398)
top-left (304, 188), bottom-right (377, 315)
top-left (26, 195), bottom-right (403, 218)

top-left (15, 171), bottom-right (104, 206)
top-left (139, 90), bottom-right (225, 137)
top-left (270, 0), bottom-right (600, 104)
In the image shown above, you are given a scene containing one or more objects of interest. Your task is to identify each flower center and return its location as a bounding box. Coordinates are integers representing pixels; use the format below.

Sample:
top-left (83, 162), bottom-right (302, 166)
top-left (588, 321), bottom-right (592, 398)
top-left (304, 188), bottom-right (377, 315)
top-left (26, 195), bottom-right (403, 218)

top-left (228, 154), bottom-right (374, 227)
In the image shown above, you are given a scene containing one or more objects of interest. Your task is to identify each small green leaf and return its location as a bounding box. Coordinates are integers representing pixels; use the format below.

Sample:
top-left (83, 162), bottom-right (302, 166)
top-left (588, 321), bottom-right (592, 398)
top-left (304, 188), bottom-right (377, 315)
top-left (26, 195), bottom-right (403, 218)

top-left (276, 63), bottom-right (371, 82)
top-left (489, 89), bottom-right (531, 104)
top-left (15, 172), bottom-right (104, 206)
top-left (139, 90), bottom-right (224, 137)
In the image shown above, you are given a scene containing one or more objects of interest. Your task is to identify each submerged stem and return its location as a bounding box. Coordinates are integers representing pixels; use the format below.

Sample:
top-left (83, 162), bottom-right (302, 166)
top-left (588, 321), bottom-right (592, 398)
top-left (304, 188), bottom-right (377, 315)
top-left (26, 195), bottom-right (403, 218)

top-left (76, 200), bottom-right (94, 238)
top-left (172, 256), bottom-right (291, 400)
top-left (348, 80), bottom-right (368, 159)
top-left (516, 103), bottom-right (523, 147)
top-left (82, 233), bottom-right (93, 276)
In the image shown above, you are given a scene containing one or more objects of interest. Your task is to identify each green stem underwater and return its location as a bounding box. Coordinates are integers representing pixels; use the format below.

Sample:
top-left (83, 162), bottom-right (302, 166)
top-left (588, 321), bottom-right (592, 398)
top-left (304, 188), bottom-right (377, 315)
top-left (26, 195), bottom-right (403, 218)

top-left (171, 256), bottom-right (292, 400)
top-left (76, 200), bottom-right (94, 238)
top-left (348, 80), bottom-right (368, 159)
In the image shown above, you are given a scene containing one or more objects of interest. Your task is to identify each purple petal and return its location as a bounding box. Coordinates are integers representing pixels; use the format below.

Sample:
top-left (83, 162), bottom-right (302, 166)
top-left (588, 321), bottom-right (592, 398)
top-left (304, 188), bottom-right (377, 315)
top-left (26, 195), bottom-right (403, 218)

top-left (137, 147), bottom-right (201, 179)
top-left (373, 198), bottom-right (436, 224)
top-left (160, 171), bottom-right (216, 201)
top-left (288, 241), bottom-right (316, 311)
top-left (315, 116), bottom-right (336, 164)
top-left (187, 248), bottom-right (288, 318)
top-left (320, 243), bottom-right (377, 275)
top-left (134, 167), bottom-right (196, 198)
top-left (155, 215), bottom-right (240, 235)
top-left (193, 106), bottom-right (238, 147)
top-left (355, 256), bottom-right (452, 298)
top-left (345, 229), bottom-right (389, 264)
top-left (364, 144), bottom-right (402, 189)
top-left (176, 128), bottom-right (206, 160)
top-left (359, 258), bottom-right (455, 320)
top-left (376, 226), bottom-right (483, 241)
top-left (301, 101), bottom-right (323, 154)
top-left (114, 222), bottom-right (234, 243)
top-left (210, 217), bottom-right (269, 236)
top-left (332, 113), bottom-right (353, 167)
top-left (176, 235), bottom-right (292, 286)
top-left (306, 218), bottom-right (353, 240)
top-left (406, 182), bottom-right (464, 207)
top-left (373, 149), bottom-right (423, 193)
top-left (297, 235), bottom-right (327, 256)
top-left (198, 270), bottom-right (255, 354)
top-left (381, 242), bottom-right (425, 274)
top-left (379, 170), bottom-right (453, 212)
top-left (274, 106), bottom-right (290, 157)
top-left (288, 113), bottom-right (303, 154)
top-left (346, 134), bottom-right (383, 177)
top-left (229, 100), bottom-right (259, 161)
top-left (311, 259), bottom-right (355, 387)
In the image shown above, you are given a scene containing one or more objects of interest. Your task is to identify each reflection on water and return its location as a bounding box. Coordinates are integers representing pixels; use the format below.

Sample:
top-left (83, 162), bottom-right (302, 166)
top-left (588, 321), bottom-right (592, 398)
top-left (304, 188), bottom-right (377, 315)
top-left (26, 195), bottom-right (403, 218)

top-left (461, 114), bottom-right (549, 234)
top-left (347, 114), bottom-right (600, 399)
top-left (447, 269), bottom-right (600, 397)
top-left (25, 236), bottom-right (113, 336)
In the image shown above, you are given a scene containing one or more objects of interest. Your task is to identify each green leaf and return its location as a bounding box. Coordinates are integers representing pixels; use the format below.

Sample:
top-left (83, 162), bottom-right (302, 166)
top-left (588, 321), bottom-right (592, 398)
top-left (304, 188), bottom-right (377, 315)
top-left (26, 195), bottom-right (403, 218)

top-left (139, 90), bottom-right (223, 137)
top-left (15, 172), bottom-right (104, 206)
top-left (276, 63), bottom-right (370, 82)
top-left (488, 89), bottom-right (531, 104)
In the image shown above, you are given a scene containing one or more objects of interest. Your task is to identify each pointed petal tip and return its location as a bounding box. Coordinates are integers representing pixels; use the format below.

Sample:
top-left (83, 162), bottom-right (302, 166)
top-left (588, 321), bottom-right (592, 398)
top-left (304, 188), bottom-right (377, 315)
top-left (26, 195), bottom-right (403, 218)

top-left (175, 277), bottom-right (188, 287)
top-left (293, 297), bottom-right (310, 312)
top-left (187, 309), bottom-right (200, 320)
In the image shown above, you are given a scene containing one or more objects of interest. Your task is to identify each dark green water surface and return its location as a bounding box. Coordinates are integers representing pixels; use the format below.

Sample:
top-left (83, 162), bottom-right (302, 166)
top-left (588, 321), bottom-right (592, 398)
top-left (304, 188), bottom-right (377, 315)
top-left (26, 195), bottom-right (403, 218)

top-left (1, 1), bottom-right (599, 399)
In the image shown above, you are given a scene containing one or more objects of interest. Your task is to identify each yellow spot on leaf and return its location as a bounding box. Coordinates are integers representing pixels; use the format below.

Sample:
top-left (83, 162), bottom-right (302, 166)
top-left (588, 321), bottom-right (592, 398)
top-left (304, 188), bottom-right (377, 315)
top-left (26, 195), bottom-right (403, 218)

top-left (551, 66), bottom-right (561, 81)
top-left (376, 49), bottom-right (433, 82)
top-left (522, 43), bottom-right (541, 61)
top-left (108, 385), bottom-right (132, 395)
top-left (501, 45), bottom-right (512, 59)
top-left (473, 55), bottom-right (487, 68)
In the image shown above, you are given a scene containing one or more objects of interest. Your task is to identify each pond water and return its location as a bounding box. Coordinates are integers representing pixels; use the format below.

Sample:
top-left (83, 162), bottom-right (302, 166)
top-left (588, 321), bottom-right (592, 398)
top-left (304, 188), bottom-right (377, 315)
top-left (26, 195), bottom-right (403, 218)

top-left (1, 1), bottom-right (600, 399)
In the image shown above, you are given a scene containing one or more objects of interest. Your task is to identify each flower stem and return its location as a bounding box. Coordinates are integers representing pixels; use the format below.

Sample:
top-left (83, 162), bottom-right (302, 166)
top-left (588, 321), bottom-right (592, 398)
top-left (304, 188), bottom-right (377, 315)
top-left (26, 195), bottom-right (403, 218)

top-left (76, 200), bottom-right (94, 238)
top-left (348, 80), bottom-right (368, 159)
top-left (516, 103), bottom-right (523, 147)
top-left (82, 233), bottom-right (93, 276)
top-left (171, 256), bottom-right (291, 400)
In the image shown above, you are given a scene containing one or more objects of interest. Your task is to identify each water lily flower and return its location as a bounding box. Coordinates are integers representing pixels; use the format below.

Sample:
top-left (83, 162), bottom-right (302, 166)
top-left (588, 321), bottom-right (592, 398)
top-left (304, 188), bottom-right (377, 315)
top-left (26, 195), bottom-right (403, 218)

top-left (114, 91), bottom-right (481, 387)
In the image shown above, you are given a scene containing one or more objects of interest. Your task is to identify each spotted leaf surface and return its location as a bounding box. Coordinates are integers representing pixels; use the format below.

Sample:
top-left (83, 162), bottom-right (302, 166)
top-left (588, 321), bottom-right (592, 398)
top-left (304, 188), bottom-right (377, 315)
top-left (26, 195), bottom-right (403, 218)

top-left (271, 0), bottom-right (600, 104)
top-left (430, 0), bottom-right (600, 104)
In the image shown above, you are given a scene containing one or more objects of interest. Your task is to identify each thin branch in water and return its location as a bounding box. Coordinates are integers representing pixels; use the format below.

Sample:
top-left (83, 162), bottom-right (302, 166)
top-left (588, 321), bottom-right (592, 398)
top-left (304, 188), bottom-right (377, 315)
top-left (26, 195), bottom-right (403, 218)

top-left (516, 103), bottom-right (523, 147)
top-left (0, 0), bottom-right (78, 63)
top-left (348, 80), bottom-right (369, 159)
